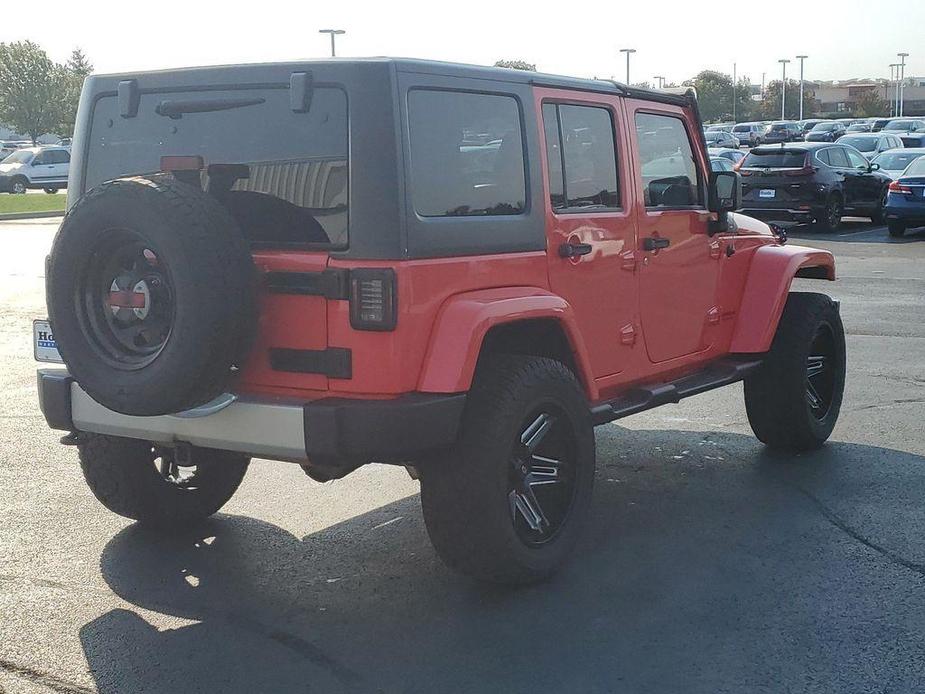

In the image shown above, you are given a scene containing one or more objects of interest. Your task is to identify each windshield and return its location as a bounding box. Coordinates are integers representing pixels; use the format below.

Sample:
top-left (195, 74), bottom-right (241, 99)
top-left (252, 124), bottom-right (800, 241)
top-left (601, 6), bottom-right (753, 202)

top-left (732, 125), bottom-right (751, 133)
top-left (741, 150), bottom-right (807, 168)
top-left (2, 150), bottom-right (33, 164)
top-left (840, 137), bottom-right (876, 152)
top-left (811, 123), bottom-right (837, 132)
top-left (873, 151), bottom-right (925, 170)
top-left (769, 124), bottom-right (788, 131)
top-left (704, 132), bottom-right (723, 141)
top-left (885, 121), bottom-right (918, 131)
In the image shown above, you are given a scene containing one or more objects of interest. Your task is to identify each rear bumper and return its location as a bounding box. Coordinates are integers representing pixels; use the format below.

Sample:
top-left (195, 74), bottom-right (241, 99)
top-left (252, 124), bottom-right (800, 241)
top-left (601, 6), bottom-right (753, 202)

top-left (38, 369), bottom-right (466, 463)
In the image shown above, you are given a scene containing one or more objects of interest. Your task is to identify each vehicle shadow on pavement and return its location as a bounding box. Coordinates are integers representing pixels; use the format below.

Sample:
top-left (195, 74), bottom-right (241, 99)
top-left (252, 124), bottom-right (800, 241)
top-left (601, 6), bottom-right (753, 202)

top-left (80, 427), bottom-right (925, 694)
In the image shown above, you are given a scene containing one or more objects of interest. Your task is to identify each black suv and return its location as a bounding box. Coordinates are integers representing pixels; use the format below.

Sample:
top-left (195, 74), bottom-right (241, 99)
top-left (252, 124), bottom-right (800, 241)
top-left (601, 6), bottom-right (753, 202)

top-left (737, 143), bottom-right (891, 231)
top-left (764, 121), bottom-right (802, 143)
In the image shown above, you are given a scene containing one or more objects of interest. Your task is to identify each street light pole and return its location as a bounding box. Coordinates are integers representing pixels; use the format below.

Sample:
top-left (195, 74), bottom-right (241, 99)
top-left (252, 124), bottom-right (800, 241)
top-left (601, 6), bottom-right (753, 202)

top-left (318, 29), bottom-right (345, 57)
top-left (731, 63), bottom-right (737, 123)
top-left (796, 55), bottom-right (808, 120)
top-left (779, 59), bottom-right (790, 120)
top-left (619, 48), bottom-right (636, 84)
top-left (653, 75), bottom-right (664, 89)
top-left (898, 52), bottom-right (909, 117)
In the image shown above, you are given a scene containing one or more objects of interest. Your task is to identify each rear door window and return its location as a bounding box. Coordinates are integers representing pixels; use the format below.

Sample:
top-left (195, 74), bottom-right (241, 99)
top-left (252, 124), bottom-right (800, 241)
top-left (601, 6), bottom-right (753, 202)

top-left (827, 147), bottom-right (851, 168)
top-left (408, 89), bottom-right (525, 217)
top-left (635, 113), bottom-right (703, 207)
top-left (542, 103), bottom-right (619, 210)
top-left (86, 86), bottom-right (348, 247)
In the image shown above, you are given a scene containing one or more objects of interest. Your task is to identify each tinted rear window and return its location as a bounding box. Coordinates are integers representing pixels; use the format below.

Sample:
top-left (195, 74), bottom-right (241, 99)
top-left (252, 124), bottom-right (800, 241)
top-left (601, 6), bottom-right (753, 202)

top-left (732, 125), bottom-right (750, 132)
top-left (905, 158), bottom-right (925, 177)
top-left (840, 136), bottom-right (876, 152)
top-left (812, 123), bottom-right (837, 131)
top-left (741, 150), bottom-right (807, 168)
top-left (86, 86), bottom-right (348, 247)
top-left (875, 151), bottom-right (925, 170)
top-left (408, 89), bottom-right (525, 217)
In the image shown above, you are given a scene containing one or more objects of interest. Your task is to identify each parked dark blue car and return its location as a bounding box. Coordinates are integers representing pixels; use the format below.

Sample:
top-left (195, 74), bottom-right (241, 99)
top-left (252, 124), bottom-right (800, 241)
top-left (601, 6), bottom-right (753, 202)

top-left (884, 156), bottom-right (925, 237)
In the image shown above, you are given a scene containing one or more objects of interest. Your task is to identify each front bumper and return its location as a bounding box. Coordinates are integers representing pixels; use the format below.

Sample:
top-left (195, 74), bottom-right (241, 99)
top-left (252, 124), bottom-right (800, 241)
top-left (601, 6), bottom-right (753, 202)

top-left (38, 369), bottom-right (466, 463)
top-left (0, 174), bottom-right (13, 193)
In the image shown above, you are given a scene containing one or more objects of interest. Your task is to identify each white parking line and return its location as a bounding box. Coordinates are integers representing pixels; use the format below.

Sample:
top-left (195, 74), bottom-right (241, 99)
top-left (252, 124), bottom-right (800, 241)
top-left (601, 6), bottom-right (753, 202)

top-left (837, 227), bottom-right (884, 238)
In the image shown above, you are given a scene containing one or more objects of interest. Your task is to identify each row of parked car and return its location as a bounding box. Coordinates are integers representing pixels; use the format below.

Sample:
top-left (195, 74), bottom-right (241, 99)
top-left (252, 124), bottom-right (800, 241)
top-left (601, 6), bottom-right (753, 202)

top-left (705, 117), bottom-right (925, 149)
top-left (0, 142), bottom-right (71, 194)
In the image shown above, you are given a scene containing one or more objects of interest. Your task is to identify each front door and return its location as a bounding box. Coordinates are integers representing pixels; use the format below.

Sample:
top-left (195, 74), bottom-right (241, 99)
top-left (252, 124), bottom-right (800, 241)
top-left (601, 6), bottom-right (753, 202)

top-left (539, 91), bottom-right (638, 381)
top-left (630, 106), bottom-right (720, 364)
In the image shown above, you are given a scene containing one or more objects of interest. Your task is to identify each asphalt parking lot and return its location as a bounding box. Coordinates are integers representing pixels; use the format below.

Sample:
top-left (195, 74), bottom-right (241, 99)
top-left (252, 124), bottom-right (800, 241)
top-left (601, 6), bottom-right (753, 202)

top-left (2, 217), bottom-right (925, 693)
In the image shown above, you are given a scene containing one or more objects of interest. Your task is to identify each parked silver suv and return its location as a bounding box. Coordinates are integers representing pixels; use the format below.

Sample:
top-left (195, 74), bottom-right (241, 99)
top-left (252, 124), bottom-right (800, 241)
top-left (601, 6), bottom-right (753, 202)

top-left (0, 145), bottom-right (70, 194)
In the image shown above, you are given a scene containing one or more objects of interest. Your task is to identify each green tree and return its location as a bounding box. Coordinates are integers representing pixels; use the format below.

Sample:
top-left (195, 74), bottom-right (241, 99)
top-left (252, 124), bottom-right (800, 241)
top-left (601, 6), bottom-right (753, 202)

top-left (682, 70), bottom-right (752, 123)
top-left (494, 59), bottom-right (536, 71)
top-left (57, 47), bottom-right (93, 137)
top-left (756, 79), bottom-right (819, 121)
top-left (0, 41), bottom-right (64, 143)
top-left (853, 88), bottom-right (889, 118)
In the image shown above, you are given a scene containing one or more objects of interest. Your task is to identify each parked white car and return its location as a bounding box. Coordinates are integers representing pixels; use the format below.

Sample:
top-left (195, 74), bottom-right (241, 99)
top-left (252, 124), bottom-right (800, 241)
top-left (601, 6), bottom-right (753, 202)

top-left (0, 145), bottom-right (70, 194)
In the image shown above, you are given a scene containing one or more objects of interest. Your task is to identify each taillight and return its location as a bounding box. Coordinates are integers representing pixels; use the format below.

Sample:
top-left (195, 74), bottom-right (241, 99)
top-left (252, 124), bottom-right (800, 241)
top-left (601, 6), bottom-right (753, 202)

top-left (889, 181), bottom-right (913, 194)
top-left (349, 269), bottom-right (397, 331)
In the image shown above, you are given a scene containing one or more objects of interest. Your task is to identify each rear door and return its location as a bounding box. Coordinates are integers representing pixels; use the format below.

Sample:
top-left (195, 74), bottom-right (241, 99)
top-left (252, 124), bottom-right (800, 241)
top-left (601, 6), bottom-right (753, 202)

top-left (630, 105), bottom-right (719, 363)
top-left (538, 90), bottom-right (638, 380)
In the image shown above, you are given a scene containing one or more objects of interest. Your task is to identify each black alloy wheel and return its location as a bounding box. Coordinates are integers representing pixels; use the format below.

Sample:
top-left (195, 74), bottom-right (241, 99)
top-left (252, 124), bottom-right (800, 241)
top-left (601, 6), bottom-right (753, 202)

top-left (508, 408), bottom-right (579, 547)
top-left (77, 229), bottom-right (174, 369)
top-left (805, 323), bottom-right (837, 421)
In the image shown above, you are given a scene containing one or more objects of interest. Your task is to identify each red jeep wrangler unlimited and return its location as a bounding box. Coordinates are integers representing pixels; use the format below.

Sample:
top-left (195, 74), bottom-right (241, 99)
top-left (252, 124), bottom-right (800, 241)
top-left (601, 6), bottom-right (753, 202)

top-left (37, 59), bottom-right (844, 584)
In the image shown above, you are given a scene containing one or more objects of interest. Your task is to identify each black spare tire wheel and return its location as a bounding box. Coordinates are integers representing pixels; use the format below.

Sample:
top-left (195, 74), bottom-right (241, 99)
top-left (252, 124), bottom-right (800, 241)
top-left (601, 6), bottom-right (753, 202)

top-left (47, 174), bottom-right (257, 416)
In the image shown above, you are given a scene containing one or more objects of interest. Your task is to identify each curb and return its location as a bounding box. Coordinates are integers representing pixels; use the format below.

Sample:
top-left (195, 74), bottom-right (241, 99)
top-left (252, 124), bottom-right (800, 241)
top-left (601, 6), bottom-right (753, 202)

top-left (0, 211), bottom-right (65, 221)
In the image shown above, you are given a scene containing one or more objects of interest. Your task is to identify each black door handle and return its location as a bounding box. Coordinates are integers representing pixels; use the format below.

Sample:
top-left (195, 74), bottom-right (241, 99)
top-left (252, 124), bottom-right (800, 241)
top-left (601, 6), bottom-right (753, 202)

top-left (559, 242), bottom-right (593, 258)
top-left (643, 236), bottom-right (671, 251)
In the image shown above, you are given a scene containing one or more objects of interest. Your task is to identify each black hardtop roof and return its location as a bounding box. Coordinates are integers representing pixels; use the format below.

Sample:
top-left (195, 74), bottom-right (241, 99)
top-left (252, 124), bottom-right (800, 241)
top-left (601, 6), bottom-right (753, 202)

top-left (87, 57), bottom-right (694, 107)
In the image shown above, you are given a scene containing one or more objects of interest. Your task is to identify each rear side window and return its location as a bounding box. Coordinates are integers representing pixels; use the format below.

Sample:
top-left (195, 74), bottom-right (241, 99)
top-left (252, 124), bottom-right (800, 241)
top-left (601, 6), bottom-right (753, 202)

top-left (635, 112), bottom-right (703, 207)
top-left (542, 103), bottom-right (619, 210)
top-left (741, 150), bottom-right (807, 168)
top-left (408, 89), bottom-right (525, 217)
top-left (44, 150), bottom-right (70, 164)
top-left (86, 86), bottom-right (348, 248)
top-left (827, 147), bottom-right (850, 168)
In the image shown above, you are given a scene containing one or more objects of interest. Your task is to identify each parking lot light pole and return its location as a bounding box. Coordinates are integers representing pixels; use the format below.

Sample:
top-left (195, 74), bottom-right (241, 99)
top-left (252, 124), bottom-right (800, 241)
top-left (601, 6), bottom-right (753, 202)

top-left (890, 63), bottom-right (900, 116)
top-left (796, 55), bottom-right (808, 121)
top-left (779, 59), bottom-right (790, 120)
top-left (732, 62), bottom-right (736, 123)
top-left (620, 48), bottom-right (636, 84)
top-left (898, 52), bottom-right (909, 117)
top-left (653, 75), bottom-right (664, 89)
top-left (319, 29), bottom-right (345, 57)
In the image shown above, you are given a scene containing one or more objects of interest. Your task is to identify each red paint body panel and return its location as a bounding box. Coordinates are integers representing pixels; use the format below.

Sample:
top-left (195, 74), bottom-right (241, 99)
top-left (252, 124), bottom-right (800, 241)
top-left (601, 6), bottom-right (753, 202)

top-left (729, 244), bottom-right (836, 353)
top-left (417, 287), bottom-right (598, 399)
top-left (231, 88), bottom-right (836, 410)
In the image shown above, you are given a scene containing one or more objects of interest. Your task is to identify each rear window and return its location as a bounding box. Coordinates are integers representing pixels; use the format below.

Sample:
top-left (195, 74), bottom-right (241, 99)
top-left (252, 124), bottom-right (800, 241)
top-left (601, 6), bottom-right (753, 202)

top-left (905, 158), bottom-right (925, 177)
top-left (86, 86), bottom-right (348, 247)
top-left (875, 151), bottom-right (925, 170)
top-left (408, 89), bottom-right (526, 217)
top-left (732, 125), bottom-right (751, 133)
top-left (741, 150), bottom-right (807, 168)
top-left (812, 123), bottom-right (837, 132)
top-left (839, 136), bottom-right (876, 152)
top-left (769, 124), bottom-right (787, 131)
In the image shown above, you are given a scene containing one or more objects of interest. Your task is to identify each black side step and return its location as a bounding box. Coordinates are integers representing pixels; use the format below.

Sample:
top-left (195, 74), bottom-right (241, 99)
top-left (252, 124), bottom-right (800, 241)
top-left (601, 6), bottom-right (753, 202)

top-left (590, 357), bottom-right (762, 426)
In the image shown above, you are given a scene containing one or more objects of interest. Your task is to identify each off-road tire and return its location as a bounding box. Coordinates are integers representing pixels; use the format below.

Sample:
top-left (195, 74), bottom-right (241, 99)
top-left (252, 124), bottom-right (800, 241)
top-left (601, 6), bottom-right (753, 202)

top-left (744, 292), bottom-right (846, 450)
top-left (888, 221), bottom-right (906, 238)
top-left (47, 174), bottom-right (256, 416)
top-left (78, 433), bottom-right (249, 528)
top-left (420, 355), bottom-right (595, 584)
top-left (815, 195), bottom-right (843, 233)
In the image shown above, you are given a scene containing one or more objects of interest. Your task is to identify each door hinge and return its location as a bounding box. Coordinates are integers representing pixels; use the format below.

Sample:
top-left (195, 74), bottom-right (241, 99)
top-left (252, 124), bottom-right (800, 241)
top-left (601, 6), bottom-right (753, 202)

top-left (706, 307), bottom-right (721, 325)
top-left (620, 323), bottom-right (637, 345)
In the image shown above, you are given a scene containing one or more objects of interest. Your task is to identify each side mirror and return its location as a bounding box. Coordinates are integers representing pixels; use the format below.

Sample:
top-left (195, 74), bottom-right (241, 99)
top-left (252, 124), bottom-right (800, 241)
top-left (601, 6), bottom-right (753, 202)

top-left (869, 162), bottom-right (881, 172)
top-left (708, 170), bottom-right (741, 213)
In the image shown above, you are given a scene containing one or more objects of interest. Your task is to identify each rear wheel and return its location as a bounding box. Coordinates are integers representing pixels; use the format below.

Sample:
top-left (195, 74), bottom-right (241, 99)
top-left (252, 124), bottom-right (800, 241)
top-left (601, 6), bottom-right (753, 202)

top-left (420, 355), bottom-right (595, 584)
top-left (870, 189), bottom-right (887, 225)
top-left (744, 292), bottom-right (845, 450)
top-left (43, 188), bottom-right (58, 194)
top-left (78, 433), bottom-right (249, 528)
top-left (816, 195), bottom-right (843, 233)
top-left (888, 220), bottom-right (906, 238)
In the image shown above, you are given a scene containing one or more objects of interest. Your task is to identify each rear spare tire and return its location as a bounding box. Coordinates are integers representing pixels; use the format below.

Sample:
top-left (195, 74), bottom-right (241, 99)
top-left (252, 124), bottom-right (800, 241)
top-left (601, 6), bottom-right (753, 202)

top-left (47, 175), bottom-right (256, 416)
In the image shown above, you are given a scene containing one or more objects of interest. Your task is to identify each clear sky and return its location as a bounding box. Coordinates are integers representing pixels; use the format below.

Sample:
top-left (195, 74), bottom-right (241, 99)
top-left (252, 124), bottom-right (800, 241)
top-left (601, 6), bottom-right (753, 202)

top-left (3, 0), bottom-right (921, 85)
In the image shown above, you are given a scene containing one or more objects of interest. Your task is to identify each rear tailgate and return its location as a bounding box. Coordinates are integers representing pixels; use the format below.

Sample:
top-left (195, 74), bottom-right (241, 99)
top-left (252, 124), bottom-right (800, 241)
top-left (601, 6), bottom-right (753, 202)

top-left (78, 74), bottom-right (350, 396)
top-left (739, 150), bottom-right (814, 204)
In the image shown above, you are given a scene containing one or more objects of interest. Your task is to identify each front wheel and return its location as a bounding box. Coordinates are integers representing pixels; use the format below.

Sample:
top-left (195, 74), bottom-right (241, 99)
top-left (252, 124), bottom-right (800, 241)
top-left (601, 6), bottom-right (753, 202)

top-left (744, 292), bottom-right (846, 450)
top-left (78, 433), bottom-right (250, 528)
top-left (420, 355), bottom-right (595, 584)
top-left (870, 190), bottom-right (888, 225)
top-left (10, 178), bottom-right (27, 194)
top-left (43, 188), bottom-right (58, 194)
